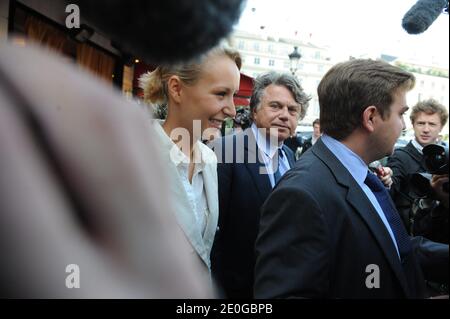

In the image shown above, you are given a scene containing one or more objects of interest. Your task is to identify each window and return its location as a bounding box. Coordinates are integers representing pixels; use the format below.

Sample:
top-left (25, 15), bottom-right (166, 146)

top-left (238, 41), bottom-right (245, 50)
top-left (269, 59), bottom-right (275, 67)
top-left (283, 61), bottom-right (290, 69)
top-left (317, 65), bottom-right (324, 72)
top-left (268, 44), bottom-right (274, 53)
top-left (253, 42), bottom-right (260, 51)
top-left (254, 57), bottom-right (260, 65)
top-left (315, 51), bottom-right (321, 59)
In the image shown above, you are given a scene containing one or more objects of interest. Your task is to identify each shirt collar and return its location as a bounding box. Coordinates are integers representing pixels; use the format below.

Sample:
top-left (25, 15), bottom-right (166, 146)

top-left (312, 135), bottom-right (320, 144)
top-left (153, 121), bottom-right (206, 169)
top-left (321, 134), bottom-right (368, 186)
top-left (411, 138), bottom-right (424, 155)
top-left (251, 123), bottom-right (284, 158)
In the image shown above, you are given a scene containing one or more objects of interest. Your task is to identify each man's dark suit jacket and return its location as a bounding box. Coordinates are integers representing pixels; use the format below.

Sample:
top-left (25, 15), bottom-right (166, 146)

top-left (300, 136), bottom-right (313, 156)
top-left (254, 139), bottom-right (447, 299)
top-left (387, 141), bottom-right (426, 232)
top-left (284, 134), bottom-right (302, 155)
top-left (211, 128), bottom-right (295, 299)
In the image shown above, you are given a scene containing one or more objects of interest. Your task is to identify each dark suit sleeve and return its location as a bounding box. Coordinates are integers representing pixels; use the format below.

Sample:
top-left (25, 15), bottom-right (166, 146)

top-left (387, 150), bottom-right (409, 197)
top-left (217, 162), bottom-right (232, 230)
top-left (211, 145), bottom-right (233, 291)
top-left (283, 146), bottom-right (295, 167)
top-left (300, 139), bottom-right (312, 156)
top-left (254, 186), bottom-right (331, 298)
top-left (211, 139), bottom-right (233, 231)
top-left (411, 236), bottom-right (449, 284)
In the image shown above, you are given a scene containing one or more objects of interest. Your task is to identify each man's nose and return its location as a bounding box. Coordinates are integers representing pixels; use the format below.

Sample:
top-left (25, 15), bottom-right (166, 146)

top-left (278, 106), bottom-right (289, 120)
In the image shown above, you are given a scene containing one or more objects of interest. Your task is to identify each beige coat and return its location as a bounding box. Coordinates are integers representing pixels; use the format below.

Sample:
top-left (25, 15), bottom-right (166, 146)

top-left (153, 123), bottom-right (219, 275)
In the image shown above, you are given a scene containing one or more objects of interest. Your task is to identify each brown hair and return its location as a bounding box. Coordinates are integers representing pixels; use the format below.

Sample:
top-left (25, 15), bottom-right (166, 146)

top-left (139, 45), bottom-right (242, 104)
top-left (410, 98), bottom-right (448, 127)
top-left (312, 118), bottom-right (320, 127)
top-left (317, 59), bottom-right (415, 140)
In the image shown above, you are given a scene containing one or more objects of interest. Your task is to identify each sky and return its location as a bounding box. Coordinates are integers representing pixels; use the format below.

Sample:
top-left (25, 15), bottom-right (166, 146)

top-left (235, 0), bottom-right (449, 67)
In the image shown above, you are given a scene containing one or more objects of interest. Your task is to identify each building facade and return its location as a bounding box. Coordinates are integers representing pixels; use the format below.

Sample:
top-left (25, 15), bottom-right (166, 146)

top-left (0, 0), bottom-right (135, 94)
top-left (389, 58), bottom-right (449, 136)
top-left (229, 30), bottom-right (335, 126)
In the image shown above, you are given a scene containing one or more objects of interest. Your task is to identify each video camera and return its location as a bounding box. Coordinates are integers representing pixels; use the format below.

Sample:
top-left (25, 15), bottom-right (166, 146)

top-left (411, 144), bottom-right (449, 196)
top-left (233, 107), bottom-right (252, 130)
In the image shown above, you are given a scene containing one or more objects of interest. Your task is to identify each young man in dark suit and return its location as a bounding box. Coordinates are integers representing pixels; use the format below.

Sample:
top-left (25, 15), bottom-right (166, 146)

top-left (387, 99), bottom-right (448, 233)
top-left (300, 118), bottom-right (321, 156)
top-left (254, 59), bottom-right (448, 299)
top-left (211, 72), bottom-right (310, 298)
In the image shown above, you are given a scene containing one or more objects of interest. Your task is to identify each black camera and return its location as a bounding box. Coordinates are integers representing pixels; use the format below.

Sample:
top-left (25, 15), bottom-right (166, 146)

top-left (233, 108), bottom-right (251, 130)
top-left (411, 144), bottom-right (449, 196)
top-left (423, 144), bottom-right (448, 175)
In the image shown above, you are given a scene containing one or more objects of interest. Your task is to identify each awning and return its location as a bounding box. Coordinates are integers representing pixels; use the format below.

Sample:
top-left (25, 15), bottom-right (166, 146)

top-left (234, 96), bottom-right (250, 106)
top-left (234, 73), bottom-right (253, 106)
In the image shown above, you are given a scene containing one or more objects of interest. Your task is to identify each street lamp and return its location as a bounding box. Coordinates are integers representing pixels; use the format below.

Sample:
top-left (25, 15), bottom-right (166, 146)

top-left (288, 46), bottom-right (301, 76)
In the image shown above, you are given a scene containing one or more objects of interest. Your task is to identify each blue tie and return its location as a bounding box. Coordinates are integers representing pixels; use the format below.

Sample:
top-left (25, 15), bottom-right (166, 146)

top-left (273, 148), bottom-right (284, 185)
top-left (364, 171), bottom-right (412, 260)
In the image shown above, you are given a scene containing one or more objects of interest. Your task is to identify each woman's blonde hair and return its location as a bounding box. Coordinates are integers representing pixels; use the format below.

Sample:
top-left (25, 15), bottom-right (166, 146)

top-left (139, 45), bottom-right (242, 104)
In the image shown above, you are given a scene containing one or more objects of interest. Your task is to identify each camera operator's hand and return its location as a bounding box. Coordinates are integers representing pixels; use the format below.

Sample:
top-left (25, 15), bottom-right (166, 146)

top-left (379, 166), bottom-right (393, 188)
top-left (431, 174), bottom-right (449, 208)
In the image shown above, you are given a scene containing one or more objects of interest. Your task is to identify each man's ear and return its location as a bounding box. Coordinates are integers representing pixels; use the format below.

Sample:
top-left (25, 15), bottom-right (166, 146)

top-left (251, 106), bottom-right (258, 123)
top-left (167, 75), bottom-right (182, 104)
top-left (362, 105), bottom-right (379, 133)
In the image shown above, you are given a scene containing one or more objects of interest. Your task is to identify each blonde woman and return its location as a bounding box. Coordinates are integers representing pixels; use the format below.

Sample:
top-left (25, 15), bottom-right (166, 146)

top-left (139, 46), bottom-right (241, 280)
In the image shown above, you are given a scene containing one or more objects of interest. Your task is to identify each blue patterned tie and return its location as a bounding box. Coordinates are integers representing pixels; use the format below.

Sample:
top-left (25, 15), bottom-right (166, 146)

top-left (364, 171), bottom-right (412, 260)
top-left (273, 148), bottom-right (284, 185)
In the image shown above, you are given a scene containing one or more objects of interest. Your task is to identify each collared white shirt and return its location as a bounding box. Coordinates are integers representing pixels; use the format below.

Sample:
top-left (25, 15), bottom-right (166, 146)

top-left (251, 123), bottom-right (291, 188)
top-left (411, 138), bottom-right (424, 155)
top-left (154, 123), bottom-right (209, 237)
top-left (321, 134), bottom-right (400, 259)
top-left (312, 135), bottom-right (320, 145)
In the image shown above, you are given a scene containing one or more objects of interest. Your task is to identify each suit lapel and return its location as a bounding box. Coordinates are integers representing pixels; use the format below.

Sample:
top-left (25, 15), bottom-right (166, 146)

top-left (166, 162), bottom-right (210, 266)
top-left (313, 140), bottom-right (411, 296)
top-left (345, 186), bottom-right (411, 296)
top-left (245, 161), bottom-right (272, 200)
top-left (282, 145), bottom-right (296, 168)
top-left (242, 129), bottom-right (272, 200)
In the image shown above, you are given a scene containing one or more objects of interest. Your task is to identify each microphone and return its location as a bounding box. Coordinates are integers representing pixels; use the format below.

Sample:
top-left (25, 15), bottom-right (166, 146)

top-left (402, 0), bottom-right (448, 34)
top-left (369, 160), bottom-right (387, 178)
top-left (76, 0), bottom-right (245, 64)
